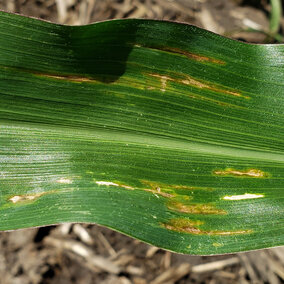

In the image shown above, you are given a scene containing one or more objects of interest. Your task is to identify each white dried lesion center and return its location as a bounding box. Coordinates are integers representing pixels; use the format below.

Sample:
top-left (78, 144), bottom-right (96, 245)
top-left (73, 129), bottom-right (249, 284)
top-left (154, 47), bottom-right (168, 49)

top-left (56, 177), bottom-right (73, 184)
top-left (223, 193), bottom-right (264, 200)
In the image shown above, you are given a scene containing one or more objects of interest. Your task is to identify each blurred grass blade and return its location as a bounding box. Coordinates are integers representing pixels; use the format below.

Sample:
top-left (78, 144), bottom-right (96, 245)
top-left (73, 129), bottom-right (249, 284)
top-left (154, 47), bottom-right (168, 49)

top-left (0, 12), bottom-right (283, 255)
top-left (269, 0), bottom-right (282, 34)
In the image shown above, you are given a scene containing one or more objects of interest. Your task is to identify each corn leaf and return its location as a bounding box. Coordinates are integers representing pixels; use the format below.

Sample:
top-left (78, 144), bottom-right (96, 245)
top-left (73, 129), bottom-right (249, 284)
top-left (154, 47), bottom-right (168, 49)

top-left (0, 12), bottom-right (283, 255)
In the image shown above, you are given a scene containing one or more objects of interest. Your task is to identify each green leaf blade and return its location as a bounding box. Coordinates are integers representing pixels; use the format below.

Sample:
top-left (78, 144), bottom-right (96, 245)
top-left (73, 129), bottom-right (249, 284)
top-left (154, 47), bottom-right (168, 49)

top-left (0, 12), bottom-right (283, 254)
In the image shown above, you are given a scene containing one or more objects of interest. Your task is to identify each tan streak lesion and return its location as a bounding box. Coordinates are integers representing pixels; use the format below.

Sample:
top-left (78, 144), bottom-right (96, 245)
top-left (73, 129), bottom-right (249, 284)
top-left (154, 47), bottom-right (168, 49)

top-left (94, 179), bottom-right (202, 198)
top-left (37, 73), bottom-right (95, 83)
top-left (149, 73), bottom-right (248, 100)
top-left (143, 188), bottom-right (174, 198)
top-left (140, 180), bottom-right (210, 191)
top-left (163, 218), bottom-right (252, 235)
top-left (140, 180), bottom-right (213, 199)
top-left (167, 201), bottom-right (227, 215)
top-left (134, 44), bottom-right (225, 65)
top-left (213, 168), bottom-right (267, 178)
top-left (94, 179), bottom-right (217, 201)
top-left (95, 180), bottom-right (135, 190)
top-left (0, 65), bottom-right (96, 83)
top-left (140, 180), bottom-right (176, 198)
top-left (9, 191), bottom-right (50, 203)
top-left (158, 46), bottom-right (226, 65)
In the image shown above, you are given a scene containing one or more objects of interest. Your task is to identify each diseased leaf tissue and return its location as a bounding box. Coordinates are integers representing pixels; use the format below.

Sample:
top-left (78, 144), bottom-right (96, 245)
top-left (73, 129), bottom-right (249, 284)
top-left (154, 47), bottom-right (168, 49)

top-left (0, 11), bottom-right (283, 254)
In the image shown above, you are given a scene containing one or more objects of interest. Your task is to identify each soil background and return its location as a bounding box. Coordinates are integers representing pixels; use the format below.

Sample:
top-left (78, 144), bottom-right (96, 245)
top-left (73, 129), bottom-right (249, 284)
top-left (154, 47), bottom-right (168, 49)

top-left (0, 1), bottom-right (283, 283)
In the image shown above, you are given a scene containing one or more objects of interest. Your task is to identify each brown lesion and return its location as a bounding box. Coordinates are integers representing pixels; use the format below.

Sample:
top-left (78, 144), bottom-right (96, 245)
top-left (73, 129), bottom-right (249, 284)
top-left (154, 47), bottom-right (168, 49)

top-left (95, 180), bottom-right (216, 213)
top-left (141, 180), bottom-right (211, 191)
top-left (140, 180), bottom-right (176, 198)
top-left (213, 168), bottom-right (268, 178)
top-left (140, 180), bottom-right (226, 216)
top-left (167, 200), bottom-right (227, 215)
top-left (134, 44), bottom-right (225, 65)
top-left (94, 179), bottom-right (213, 200)
top-left (8, 191), bottom-right (53, 204)
top-left (181, 76), bottom-right (246, 99)
top-left (148, 72), bottom-right (247, 100)
top-left (156, 46), bottom-right (226, 65)
top-left (39, 73), bottom-right (95, 83)
top-left (163, 218), bottom-right (252, 235)
top-left (149, 74), bottom-right (170, 92)
top-left (94, 179), bottom-right (198, 198)
top-left (140, 180), bottom-right (213, 199)
top-left (8, 187), bottom-right (68, 204)
top-left (0, 65), bottom-right (98, 84)
top-left (143, 188), bottom-right (174, 198)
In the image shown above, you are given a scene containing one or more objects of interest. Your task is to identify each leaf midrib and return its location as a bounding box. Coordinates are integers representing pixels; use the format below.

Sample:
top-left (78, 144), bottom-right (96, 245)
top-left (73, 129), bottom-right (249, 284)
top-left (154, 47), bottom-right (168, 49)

top-left (2, 120), bottom-right (284, 164)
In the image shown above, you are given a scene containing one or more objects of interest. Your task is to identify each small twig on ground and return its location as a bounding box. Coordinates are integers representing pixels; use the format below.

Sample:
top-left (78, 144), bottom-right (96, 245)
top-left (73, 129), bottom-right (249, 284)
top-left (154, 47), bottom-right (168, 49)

top-left (125, 265), bottom-right (144, 276)
top-left (113, 254), bottom-right (135, 266)
top-left (161, 251), bottom-right (171, 269)
top-left (58, 223), bottom-right (72, 235)
top-left (44, 236), bottom-right (121, 274)
top-left (192, 257), bottom-right (239, 274)
top-left (97, 230), bottom-right (117, 257)
top-left (238, 254), bottom-right (261, 284)
top-left (73, 224), bottom-right (94, 245)
top-left (146, 246), bottom-right (159, 258)
top-left (150, 263), bottom-right (191, 284)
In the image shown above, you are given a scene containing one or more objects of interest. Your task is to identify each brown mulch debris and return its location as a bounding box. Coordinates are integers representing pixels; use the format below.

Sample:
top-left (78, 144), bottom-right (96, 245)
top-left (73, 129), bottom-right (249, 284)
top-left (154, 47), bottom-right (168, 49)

top-left (1, 0), bottom-right (273, 42)
top-left (0, 224), bottom-right (283, 284)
